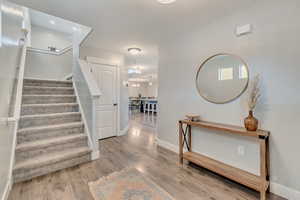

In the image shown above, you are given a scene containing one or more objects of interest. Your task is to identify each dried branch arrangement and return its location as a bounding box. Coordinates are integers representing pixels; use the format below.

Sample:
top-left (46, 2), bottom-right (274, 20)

top-left (248, 75), bottom-right (261, 111)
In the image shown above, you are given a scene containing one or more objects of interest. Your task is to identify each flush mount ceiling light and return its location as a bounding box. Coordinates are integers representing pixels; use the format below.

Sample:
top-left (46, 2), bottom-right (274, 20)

top-left (157, 0), bottom-right (176, 5)
top-left (49, 20), bottom-right (55, 25)
top-left (128, 47), bottom-right (142, 55)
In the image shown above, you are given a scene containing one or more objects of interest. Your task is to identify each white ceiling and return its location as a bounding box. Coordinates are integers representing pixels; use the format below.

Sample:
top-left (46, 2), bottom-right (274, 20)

top-left (29, 9), bottom-right (90, 36)
top-left (10, 0), bottom-right (255, 78)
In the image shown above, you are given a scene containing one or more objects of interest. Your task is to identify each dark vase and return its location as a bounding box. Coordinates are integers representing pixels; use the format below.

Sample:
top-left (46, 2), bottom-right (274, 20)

top-left (244, 110), bottom-right (258, 131)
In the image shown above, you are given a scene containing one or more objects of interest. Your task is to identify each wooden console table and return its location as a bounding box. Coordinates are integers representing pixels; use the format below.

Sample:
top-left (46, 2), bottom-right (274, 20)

top-left (178, 119), bottom-right (270, 200)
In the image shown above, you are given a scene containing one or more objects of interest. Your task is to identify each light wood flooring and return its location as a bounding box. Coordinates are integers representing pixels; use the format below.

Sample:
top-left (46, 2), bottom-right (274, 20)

top-left (8, 113), bottom-right (285, 200)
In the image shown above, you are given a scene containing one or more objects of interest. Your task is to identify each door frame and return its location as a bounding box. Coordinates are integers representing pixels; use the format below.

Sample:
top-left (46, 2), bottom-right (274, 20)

top-left (86, 56), bottom-right (121, 137)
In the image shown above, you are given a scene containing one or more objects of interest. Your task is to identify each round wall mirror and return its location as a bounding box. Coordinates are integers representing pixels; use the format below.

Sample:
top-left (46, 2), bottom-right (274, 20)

top-left (196, 53), bottom-right (249, 104)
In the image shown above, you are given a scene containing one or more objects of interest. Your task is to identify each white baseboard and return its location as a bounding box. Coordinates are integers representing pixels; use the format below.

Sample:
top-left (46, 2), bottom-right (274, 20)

top-left (270, 182), bottom-right (300, 200)
top-left (118, 124), bottom-right (129, 136)
top-left (156, 138), bottom-right (178, 153)
top-left (91, 150), bottom-right (100, 160)
top-left (156, 138), bottom-right (300, 200)
top-left (1, 178), bottom-right (12, 200)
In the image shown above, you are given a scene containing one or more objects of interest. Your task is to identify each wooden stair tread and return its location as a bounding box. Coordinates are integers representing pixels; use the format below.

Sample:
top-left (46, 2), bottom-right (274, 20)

top-left (16, 134), bottom-right (87, 151)
top-left (183, 151), bottom-right (268, 192)
top-left (14, 147), bottom-right (91, 170)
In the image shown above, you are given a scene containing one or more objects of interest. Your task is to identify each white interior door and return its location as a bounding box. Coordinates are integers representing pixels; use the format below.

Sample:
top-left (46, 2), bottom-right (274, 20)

top-left (91, 63), bottom-right (117, 139)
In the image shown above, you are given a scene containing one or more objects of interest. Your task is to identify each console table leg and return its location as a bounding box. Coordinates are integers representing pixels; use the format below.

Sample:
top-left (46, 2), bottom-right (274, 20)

top-left (266, 137), bottom-right (270, 192)
top-left (188, 125), bottom-right (192, 152)
top-left (260, 137), bottom-right (268, 200)
top-left (260, 138), bottom-right (267, 179)
top-left (179, 122), bottom-right (183, 164)
top-left (260, 190), bottom-right (266, 200)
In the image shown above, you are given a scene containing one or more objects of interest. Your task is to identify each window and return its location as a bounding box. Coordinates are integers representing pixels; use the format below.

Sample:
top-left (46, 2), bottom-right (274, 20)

top-left (239, 65), bottom-right (248, 79)
top-left (218, 67), bottom-right (233, 81)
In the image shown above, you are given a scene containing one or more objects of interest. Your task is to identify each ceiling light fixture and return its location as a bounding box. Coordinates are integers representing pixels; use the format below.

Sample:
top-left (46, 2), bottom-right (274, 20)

top-left (157, 0), bottom-right (176, 5)
top-left (72, 27), bottom-right (78, 31)
top-left (128, 78), bottom-right (148, 82)
top-left (128, 69), bottom-right (142, 74)
top-left (128, 47), bottom-right (142, 55)
top-left (49, 20), bottom-right (55, 25)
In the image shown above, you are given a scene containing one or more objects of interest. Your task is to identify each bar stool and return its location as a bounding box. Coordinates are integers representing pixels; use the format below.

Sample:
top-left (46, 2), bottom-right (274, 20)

top-left (144, 101), bottom-right (149, 113)
top-left (149, 103), bottom-right (154, 113)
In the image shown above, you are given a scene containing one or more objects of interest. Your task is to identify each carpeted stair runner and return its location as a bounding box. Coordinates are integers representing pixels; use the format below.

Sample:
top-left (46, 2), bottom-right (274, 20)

top-left (13, 79), bottom-right (91, 183)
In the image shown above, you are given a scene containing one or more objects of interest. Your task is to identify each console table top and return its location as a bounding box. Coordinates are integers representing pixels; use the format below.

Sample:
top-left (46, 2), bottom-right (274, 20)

top-left (180, 119), bottom-right (270, 138)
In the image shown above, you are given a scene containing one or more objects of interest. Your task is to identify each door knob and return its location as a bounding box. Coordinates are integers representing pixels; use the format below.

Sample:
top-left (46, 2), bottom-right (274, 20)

top-left (113, 103), bottom-right (118, 106)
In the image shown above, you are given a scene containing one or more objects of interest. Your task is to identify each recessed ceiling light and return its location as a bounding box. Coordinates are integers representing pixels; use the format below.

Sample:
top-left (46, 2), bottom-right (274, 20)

top-left (49, 20), bottom-right (55, 25)
top-left (72, 27), bottom-right (78, 31)
top-left (128, 47), bottom-right (142, 55)
top-left (157, 0), bottom-right (176, 5)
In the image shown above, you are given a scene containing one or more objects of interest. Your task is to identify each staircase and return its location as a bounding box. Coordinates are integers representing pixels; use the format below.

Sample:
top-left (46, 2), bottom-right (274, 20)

top-left (13, 79), bottom-right (92, 183)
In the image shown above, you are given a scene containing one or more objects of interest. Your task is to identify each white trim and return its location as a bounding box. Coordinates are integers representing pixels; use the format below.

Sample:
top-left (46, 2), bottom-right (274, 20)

top-left (116, 62), bottom-right (121, 138)
top-left (1, 178), bottom-right (12, 200)
top-left (86, 56), bottom-right (119, 66)
top-left (8, 119), bottom-right (18, 188)
top-left (5, 39), bottom-right (28, 195)
top-left (270, 182), bottom-right (300, 200)
top-left (156, 138), bottom-right (179, 153)
top-left (78, 59), bottom-right (102, 98)
top-left (91, 150), bottom-right (100, 160)
top-left (118, 124), bottom-right (130, 136)
top-left (156, 138), bottom-right (300, 199)
top-left (86, 57), bottom-right (121, 139)
top-left (73, 82), bottom-right (99, 160)
top-left (27, 46), bottom-right (72, 56)
top-left (0, 118), bottom-right (16, 126)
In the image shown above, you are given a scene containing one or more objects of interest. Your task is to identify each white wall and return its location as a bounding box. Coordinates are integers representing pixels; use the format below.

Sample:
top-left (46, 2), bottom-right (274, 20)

top-left (24, 25), bottom-right (73, 80)
top-left (24, 50), bottom-right (72, 80)
top-left (80, 46), bottom-right (129, 131)
top-left (30, 25), bottom-right (72, 50)
top-left (147, 82), bottom-right (158, 98)
top-left (129, 82), bottom-right (158, 98)
top-left (158, 0), bottom-right (300, 199)
top-left (0, 1), bottom-right (23, 198)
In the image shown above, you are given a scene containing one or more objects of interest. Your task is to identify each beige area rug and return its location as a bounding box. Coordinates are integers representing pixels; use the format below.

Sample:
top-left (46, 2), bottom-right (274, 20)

top-left (88, 168), bottom-right (175, 200)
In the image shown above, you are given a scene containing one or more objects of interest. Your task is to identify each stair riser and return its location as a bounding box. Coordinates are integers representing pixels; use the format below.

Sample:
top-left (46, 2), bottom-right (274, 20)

top-left (14, 153), bottom-right (91, 183)
top-left (24, 80), bottom-right (73, 88)
top-left (22, 96), bottom-right (76, 104)
top-left (17, 125), bottom-right (84, 144)
top-left (19, 114), bottom-right (81, 129)
top-left (21, 105), bottom-right (79, 115)
top-left (16, 138), bottom-right (88, 162)
top-left (23, 87), bottom-right (74, 95)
